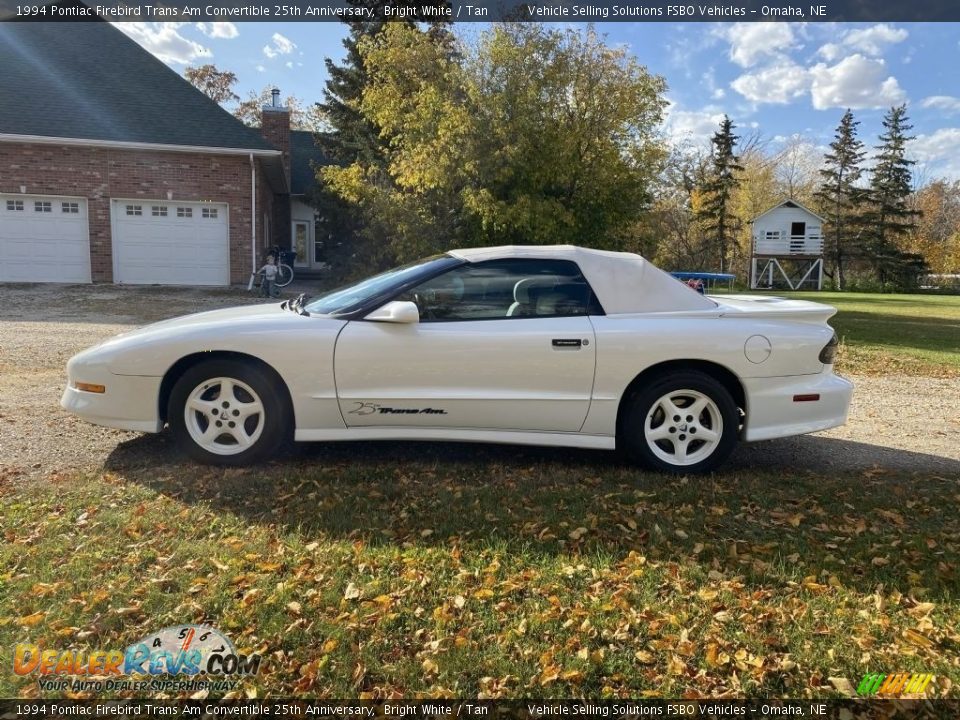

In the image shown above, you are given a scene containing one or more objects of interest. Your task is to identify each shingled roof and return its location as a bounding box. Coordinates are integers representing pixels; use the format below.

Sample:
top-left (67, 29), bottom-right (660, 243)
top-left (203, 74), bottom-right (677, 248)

top-left (0, 15), bottom-right (275, 153)
top-left (290, 130), bottom-right (330, 196)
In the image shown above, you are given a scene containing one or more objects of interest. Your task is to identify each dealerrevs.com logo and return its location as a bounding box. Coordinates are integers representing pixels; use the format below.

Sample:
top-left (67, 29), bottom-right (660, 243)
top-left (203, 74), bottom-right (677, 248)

top-left (857, 672), bottom-right (935, 697)
top-left (13, 625), bottom-right (261, 693)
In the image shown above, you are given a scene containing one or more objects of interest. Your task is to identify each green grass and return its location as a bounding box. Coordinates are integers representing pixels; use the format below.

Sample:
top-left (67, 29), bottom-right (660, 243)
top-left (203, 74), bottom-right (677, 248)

top-left (758, 291), bottom-right (960, 377)
top-left (2, 454), bottom-right (958, 699)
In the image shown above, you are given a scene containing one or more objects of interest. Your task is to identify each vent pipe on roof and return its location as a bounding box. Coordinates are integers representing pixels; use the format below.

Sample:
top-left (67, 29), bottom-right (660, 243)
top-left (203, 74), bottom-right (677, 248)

top-left (271, 88), bottom-right (280, 108)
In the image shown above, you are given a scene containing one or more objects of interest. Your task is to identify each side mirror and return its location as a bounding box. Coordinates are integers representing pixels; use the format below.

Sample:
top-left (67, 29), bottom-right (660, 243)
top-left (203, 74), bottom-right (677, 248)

top-left (365, 300), bottom-right (420, 324)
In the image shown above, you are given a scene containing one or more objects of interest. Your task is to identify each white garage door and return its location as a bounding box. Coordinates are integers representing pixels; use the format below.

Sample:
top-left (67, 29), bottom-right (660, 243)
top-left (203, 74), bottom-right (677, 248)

top-left (0, 194), bottom-right (90, 283)
top-left (112, 200), bottom-right (229, 286)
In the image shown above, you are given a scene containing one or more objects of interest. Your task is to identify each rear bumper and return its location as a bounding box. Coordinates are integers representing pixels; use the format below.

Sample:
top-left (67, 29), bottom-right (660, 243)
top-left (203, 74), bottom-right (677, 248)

top-left (742, 372), bottom-right (853, 442)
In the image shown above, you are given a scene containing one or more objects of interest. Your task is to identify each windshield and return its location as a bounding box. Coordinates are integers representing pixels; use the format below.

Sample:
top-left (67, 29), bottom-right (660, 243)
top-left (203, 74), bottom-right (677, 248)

top-left (304, 254), bottom-right (461, 316)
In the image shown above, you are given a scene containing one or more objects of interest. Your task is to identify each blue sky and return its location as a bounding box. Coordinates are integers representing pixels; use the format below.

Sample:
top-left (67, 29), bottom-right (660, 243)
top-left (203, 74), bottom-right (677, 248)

top-left (117, 21), bottom-right (960, 179)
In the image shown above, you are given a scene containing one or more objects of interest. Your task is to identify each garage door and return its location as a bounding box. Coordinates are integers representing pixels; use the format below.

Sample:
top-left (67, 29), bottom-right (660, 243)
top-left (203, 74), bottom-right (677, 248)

top-left (112, 200), bottom-right (229, 286)
top-left (0, 194), bottom-right (90, 283)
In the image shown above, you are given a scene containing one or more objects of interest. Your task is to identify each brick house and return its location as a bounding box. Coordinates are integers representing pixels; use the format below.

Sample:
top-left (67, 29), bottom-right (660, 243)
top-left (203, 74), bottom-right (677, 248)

top-left (0, 18), bottom-right (324, 285)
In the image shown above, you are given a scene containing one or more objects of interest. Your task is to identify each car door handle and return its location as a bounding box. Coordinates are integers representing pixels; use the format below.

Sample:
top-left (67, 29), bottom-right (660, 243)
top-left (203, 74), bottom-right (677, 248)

top-left (552, 338), bottom-right (582, 348)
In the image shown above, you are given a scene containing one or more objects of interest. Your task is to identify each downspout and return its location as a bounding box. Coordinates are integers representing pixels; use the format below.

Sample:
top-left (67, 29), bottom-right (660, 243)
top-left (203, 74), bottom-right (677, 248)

top-left (247, 153), bottom-right (257, 290)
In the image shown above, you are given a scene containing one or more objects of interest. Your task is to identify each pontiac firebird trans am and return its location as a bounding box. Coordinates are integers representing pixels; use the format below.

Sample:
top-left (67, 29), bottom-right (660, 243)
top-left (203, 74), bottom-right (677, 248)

top-left (62, 246), bottom-right (853, 473)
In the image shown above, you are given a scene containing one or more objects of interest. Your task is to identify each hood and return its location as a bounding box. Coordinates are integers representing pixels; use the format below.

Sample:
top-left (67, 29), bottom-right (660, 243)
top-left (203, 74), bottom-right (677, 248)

top-left (713, 295), bottom-right (837, 323)
top-left (75, 302), bottom-right (346, 376)
top-left (104, 303), bottom-right (289, 344)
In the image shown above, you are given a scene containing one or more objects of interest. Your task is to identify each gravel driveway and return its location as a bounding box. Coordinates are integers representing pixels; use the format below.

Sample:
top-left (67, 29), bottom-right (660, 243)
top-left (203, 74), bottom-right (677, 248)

top-left (1, 283), bottom-right (957, 481)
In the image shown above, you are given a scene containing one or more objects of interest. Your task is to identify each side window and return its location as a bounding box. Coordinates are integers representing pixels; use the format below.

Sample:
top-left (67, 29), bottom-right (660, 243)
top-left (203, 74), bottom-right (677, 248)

top-left (395, 259), bottom-right (602, 322)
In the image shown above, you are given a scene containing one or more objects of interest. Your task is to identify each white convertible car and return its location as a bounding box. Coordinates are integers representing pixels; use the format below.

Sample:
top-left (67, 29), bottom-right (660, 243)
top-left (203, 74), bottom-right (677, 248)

top-left (62, 246), bottom-right (853, 473)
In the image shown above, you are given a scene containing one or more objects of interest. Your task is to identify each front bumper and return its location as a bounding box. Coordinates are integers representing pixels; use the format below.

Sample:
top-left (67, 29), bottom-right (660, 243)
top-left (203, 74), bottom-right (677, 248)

top-left (742, 372), bottom-right (853, 442)
top-left (60, 368), bottom-right (163, 433)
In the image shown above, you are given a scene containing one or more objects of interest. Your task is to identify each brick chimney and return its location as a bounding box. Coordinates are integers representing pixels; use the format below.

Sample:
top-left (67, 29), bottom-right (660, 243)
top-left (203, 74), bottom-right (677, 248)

top-left (260, 88), bottom-right (291, 189)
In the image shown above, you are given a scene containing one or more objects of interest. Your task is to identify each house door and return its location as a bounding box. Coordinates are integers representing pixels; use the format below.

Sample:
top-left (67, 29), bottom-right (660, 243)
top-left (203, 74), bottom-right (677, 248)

top-left (292, 222), bottom-right (309, 267)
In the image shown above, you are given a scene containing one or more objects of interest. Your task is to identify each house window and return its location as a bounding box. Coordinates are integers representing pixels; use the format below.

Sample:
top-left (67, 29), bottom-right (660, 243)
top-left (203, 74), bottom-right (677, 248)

top-left (176, 207), bottom-right (193, 218)
top-left (6, 200), bottom-right (24, 211)
top-left (34, 201), bottom-right (52, 213)
top-left (201, 207), bottom-right (218, 219)
top-left (126, 205), bottom-right (142, 216)
top-left (764, 230), bottom-right (781, 240)
top-left (62, 202), bottom-right (79, 214)
top-left (151, 206), bottom-right (168, 217)
top-left (790, 222), bottom-right (806, 237)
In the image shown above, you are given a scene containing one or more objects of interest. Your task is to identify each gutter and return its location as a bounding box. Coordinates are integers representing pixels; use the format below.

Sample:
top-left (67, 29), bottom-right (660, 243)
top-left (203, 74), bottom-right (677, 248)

top-left (248, 153), bottom-right (257, 291)
top-left (0, 133), bottom-right (281, 157)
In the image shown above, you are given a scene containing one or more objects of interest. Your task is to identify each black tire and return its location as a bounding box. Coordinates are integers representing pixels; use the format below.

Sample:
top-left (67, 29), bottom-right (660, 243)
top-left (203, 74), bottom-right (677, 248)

top-left (168, 359), bottom-right (290, 466)
top-left (620, 370), bottom-right (739, 474)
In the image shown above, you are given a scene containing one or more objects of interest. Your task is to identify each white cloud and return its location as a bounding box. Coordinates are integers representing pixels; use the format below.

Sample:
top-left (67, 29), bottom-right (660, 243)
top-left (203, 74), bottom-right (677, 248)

top-left (809, 54), bottom-right (906, 110)
top-left (115, 23), bottom-right (211, 65)
top-left (195, 22), bottom-right (239, 40)
top-left (271, 32), bottom-right (296, 54)
top-left (263, 32), bottom-right (296, 59)
top-left (715, 23), bottom-right (798, 68)
top-left (664, 105), bottom-right (727, 145)
top-left (702, 67), bottom-right (725, 100)
top-left (818, 24), bottom-right (908, 61)
top-left (255, 64), bottom-right (266, 73)
top-left (911, 128), bottom-right (960, 179)
top-left (731, 61), bottom-right (811, 104)
top-left (285, 61), bottom-right (294, 69)
top-left (921, 96), bottom-right (960, 115)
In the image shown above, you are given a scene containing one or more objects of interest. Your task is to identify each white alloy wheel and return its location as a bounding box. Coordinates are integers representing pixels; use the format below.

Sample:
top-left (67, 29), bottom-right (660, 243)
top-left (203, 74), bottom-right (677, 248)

top-left (643, 389), bottom-right (723, 467)
top-left (183, 377), bottom-right (266, 456)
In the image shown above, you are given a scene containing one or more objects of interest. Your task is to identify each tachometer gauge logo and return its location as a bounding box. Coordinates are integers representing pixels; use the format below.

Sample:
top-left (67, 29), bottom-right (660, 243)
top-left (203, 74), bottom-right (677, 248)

top-left (125, 624), bottom-right (257, 676)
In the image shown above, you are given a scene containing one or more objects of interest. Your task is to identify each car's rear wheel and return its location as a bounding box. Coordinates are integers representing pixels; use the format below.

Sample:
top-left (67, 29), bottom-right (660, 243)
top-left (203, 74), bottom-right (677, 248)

top-left (621, 371), bottom-right (738, 474)
top-left (168, 359), bottom-right (289, 465)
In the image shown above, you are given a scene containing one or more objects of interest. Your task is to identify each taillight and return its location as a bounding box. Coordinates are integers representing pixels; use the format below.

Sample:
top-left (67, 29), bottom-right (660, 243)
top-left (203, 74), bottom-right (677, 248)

top-left (819, 333), bottom-right (839, 364)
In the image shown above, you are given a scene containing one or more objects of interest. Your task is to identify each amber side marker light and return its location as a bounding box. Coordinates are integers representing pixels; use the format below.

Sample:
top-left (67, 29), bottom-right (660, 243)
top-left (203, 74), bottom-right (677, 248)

top-left (793, 394), bottom-right (820, 402)
top-left (74, 382), bottom-right (106, 394)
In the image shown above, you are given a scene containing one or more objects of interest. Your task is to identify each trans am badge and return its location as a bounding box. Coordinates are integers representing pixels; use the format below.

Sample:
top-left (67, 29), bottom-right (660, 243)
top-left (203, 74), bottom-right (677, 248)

top-left (349, 402), bottom-right (447, 416)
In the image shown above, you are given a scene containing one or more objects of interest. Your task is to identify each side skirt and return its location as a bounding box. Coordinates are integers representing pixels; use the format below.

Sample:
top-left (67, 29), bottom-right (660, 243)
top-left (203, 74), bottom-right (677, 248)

top-left (294, 427), bottom-right (616, 450)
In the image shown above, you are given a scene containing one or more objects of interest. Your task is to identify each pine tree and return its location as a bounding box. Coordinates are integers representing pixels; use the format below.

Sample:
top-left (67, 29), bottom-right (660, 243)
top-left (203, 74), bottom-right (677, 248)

top-left (865, 104), bottom-right (923, 285)
top-left (311, 2), bottom-right (453, 279)
top-left (814, 109), bottom-right (867, 291)
top-left (696, 115), bottom-right (743, 272)
top-left (315, 2), bottom-right (453, 167)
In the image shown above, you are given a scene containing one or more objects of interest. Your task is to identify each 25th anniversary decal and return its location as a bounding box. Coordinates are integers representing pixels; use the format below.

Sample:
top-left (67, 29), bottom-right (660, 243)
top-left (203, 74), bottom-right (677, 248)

top-left (348, 402), bottom-right (448, 416)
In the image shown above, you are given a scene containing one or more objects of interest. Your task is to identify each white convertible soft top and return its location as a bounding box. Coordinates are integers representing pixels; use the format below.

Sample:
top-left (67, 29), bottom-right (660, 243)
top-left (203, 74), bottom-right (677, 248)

top-left (448, 245), bottom-right (716, 315)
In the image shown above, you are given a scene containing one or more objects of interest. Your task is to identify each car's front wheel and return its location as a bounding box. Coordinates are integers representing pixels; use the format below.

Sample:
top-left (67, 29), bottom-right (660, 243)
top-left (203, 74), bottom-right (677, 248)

top-left (168, 359), bottom-right (289, 465)
top-left (621, 371), bottom-right (738, 474)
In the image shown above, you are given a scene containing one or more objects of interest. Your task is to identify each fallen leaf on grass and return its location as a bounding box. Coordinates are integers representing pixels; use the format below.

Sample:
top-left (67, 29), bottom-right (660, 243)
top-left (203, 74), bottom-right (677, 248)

top-left (634, 650), bottom-right (654, 664)
top-left (903, 628), bottom-right (935, 649)
top-left (18, 612), bottom-right (45, 627)
top-left (828, 677), bottom-right (856, 696)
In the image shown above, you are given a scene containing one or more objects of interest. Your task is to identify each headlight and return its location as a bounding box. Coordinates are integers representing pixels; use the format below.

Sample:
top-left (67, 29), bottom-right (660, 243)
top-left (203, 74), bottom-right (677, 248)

top-left (819, 333), bottom-right (839, 365)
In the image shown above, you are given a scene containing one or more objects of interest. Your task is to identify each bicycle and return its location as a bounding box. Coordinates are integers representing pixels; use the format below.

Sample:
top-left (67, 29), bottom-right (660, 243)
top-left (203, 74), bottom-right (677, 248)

top-left (270, 245), bottom-right (296, 288)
